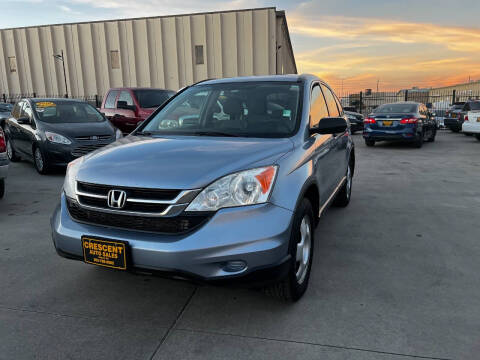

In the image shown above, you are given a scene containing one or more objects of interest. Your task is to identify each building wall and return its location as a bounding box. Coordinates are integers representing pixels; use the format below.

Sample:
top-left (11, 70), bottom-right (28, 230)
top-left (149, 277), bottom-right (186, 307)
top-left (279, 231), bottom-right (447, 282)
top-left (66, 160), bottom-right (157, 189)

top-left (0, 7), bottom-right (296, 98)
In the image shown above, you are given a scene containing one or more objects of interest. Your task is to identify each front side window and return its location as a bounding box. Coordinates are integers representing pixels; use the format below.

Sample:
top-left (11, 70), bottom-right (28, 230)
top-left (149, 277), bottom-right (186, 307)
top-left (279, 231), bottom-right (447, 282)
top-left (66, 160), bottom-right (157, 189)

top-left (310, 84), bottom-right (329, 127)
top-left (104, 90), bottom-right (119, 109)
top-left (321, 84), bottom-right (340, 117)
top-left (33, 101), bottom-right (105, 124)
top-left (469, 102), bottom-right (480, 110)
top-left (118, 91), bottom-right (134, 106)
top-left (142, 82), bottom-right (302, 138)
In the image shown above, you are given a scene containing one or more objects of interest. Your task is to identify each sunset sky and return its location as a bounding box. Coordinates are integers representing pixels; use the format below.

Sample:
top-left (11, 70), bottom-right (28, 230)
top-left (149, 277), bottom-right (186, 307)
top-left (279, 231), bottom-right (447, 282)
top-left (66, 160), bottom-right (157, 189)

top-left (2, 0), bottom-right (480, 94)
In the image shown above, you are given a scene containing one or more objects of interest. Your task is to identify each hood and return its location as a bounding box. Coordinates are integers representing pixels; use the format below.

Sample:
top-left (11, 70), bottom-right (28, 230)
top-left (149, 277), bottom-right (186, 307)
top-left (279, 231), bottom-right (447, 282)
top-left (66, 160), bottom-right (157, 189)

top-left (138, 108), bottom-right (156, 119)
top-left (40, 121), bottom-right (115, 138)
top-left (77, 136), bottom-right (293, 189)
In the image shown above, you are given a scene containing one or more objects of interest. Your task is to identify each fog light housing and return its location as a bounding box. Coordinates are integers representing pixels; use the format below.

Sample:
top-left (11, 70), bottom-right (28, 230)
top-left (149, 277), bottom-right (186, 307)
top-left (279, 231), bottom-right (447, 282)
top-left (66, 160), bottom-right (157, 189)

top-left (223, 260), bottom-right (247, 273)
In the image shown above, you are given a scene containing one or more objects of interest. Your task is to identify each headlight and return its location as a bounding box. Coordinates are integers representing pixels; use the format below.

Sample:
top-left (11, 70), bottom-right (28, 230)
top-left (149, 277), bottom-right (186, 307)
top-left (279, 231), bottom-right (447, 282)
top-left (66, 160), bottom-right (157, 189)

top-left (63, 157), bottom-right (84, 198)
top-left (115, 128), bottom-right (123, 139)
top-left (186, 166), bottom-right (278, 212)
top-left (45, 131), bottom-right (72, 145)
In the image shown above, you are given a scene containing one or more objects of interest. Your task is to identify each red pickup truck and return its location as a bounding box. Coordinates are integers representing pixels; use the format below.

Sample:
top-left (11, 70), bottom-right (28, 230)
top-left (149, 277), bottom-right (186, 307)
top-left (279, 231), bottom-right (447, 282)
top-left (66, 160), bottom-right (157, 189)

top-left (100, 88), bottom-right (175, 133)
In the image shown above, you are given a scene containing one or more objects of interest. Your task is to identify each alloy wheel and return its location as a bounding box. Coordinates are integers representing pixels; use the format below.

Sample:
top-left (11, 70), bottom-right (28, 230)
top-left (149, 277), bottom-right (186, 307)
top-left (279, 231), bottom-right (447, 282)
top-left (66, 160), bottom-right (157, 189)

top-left (346, 164), bottom-right (352, 199)
top-left (6, 139), bottom-right (13, 160)
top-left (296, 216), bottom-right (312, 284)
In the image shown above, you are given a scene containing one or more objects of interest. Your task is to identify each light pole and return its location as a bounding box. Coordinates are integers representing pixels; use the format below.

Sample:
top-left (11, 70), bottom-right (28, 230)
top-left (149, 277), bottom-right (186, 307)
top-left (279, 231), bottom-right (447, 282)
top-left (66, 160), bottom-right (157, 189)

top-left (53, 50), bottom-right (68, 98)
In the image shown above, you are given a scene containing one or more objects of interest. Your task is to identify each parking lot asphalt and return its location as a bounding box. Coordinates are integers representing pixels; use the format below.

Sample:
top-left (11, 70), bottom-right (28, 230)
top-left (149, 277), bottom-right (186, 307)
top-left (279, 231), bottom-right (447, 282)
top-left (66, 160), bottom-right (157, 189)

top-left (1, 131), bottom-right (479, 360)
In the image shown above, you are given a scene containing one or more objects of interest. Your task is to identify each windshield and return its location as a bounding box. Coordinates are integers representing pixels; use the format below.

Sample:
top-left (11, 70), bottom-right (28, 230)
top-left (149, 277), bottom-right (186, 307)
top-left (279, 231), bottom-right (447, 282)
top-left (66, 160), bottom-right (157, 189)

top-left (33, 101), bottom-right (105, 124)
top-left (141, 82), bottom-right (302, 138)
top-left (133, 90), bottom-right (175, 108)
top-left (374, 103), bottom-right (417, 114)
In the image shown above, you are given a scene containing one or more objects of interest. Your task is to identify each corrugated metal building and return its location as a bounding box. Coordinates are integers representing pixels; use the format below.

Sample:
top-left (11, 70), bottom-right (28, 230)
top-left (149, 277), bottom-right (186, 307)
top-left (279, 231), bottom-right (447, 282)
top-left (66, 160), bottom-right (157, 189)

top-left (0, 7), bottom-right (296, 99)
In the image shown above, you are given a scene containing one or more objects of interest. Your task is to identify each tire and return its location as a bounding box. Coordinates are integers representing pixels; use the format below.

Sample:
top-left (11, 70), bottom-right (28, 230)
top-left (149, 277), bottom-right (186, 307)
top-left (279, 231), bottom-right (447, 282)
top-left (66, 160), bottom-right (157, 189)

top-left (365, 139), bottom-right (375, 147)
top-left (427, 128), bottom-right (436, 142)
top-left (451, 128), bottom-right (460, 133)
top-left (264, 198), bottom-right (315, 302)
top-left (6, 137), bottom-right (21, 162)
top-left (414, 133), bottom-right (423, 148)
top-left (33, 146), bottom-right (50, 174)
top-left (464, 133), bottom-right (473, 136)
top-left (0, 179), bottom-right (4, 199)
top-left (476, 134), bottom-right (480, 141)
top-left (351, 130), bottom-right (356, 135)
top-left (333, 161), bottom-right (353, 207)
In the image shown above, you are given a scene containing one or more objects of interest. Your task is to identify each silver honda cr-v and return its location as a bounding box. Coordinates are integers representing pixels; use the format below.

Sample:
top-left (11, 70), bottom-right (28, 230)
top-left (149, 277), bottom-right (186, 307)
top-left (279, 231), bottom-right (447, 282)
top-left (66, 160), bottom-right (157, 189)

top-left (51, 74), bottom-right (355, 301)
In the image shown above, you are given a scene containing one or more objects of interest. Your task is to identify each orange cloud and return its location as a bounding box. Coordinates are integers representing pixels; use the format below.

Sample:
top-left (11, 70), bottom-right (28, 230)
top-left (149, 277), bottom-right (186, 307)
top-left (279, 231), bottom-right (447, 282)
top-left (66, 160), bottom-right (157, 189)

top-left (288, 15), bottom-right (480, 92)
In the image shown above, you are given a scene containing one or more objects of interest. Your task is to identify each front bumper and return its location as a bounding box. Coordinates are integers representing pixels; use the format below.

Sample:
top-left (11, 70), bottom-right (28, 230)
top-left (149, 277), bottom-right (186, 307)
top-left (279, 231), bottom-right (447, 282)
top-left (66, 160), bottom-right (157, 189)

top-left (51, 193), bottom-right (294, 283)
top-left (462, 122), bottom-right (480, 134)
top-left (43, 141), bottom-right (114, 166)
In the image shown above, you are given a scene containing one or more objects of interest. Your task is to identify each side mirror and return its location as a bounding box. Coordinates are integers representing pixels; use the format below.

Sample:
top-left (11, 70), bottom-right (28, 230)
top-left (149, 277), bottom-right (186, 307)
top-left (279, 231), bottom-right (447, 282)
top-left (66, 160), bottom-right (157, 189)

top-left (17, 117), bottom-right (30, 124)
top-left (311, 117), bottom-right (347, 135)
top-left (117, 101), bottom-right (136, 111)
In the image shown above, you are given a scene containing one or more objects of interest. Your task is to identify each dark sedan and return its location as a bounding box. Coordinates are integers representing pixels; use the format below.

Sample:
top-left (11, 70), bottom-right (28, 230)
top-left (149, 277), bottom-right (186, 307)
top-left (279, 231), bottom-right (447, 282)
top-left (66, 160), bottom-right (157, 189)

top-left (343, 107), bottom-right (364, 133)
top-left (4, 98), bottom-right (122, 174)
top-left (0, 102), bottom-right (13, 129)
top-left (363, 102), bottom-right (436, 148)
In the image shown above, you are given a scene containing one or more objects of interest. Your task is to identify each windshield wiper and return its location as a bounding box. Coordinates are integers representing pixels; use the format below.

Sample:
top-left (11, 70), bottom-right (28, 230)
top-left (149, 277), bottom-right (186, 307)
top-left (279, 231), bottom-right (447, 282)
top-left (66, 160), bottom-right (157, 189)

top-left (193, 131), bottom-right (240, 137)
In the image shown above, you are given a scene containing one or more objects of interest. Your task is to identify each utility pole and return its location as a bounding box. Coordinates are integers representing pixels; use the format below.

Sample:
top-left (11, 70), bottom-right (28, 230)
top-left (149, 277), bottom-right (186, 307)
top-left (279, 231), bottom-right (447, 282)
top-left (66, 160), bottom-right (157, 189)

top-left (53, 50), bottom-right (68, 98)
top-left (376, 79), bottom-right (379, 93)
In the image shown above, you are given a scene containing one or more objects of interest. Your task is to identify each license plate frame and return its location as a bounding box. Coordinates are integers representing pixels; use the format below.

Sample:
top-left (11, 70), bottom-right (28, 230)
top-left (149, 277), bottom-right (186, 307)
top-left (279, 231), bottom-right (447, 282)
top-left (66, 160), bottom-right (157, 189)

top-left (81, 236), bottom-right (128, 270)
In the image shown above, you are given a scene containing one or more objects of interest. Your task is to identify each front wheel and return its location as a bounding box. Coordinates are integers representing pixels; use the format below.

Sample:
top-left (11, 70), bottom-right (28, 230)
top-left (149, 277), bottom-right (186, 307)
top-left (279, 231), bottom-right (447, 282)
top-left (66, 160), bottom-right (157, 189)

top-left (33, 146), bottom-right (50, 174)
top-left (476, 134), bottom-right (480, 141)
top-left (427, 128), bottom-right (436, 142)
top-left (0, 179), bottom-right (4, 199)
top-left (264, 198), bottom-right (314, 302)
top-left (365, 139), bottom-right (375, 147)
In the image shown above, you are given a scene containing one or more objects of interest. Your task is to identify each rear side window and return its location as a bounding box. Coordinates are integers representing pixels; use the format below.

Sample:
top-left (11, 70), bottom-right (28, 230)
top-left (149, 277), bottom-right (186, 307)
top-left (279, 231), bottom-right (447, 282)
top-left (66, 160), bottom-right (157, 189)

top-left (310, 84), bottom-right (329, 127)
top-left (469, 102), bottom-right (480, 110)
top-left (104, 90), bottom-right (119, 109)
top-left (321, 84), bottom-right (340, 117)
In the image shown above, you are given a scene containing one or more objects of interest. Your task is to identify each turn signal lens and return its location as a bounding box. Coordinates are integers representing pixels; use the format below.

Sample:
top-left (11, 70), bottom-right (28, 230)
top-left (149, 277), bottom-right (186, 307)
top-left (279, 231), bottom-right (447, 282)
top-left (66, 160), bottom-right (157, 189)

top-left (364, 117), bottom-right (376, 124)
top-left (255, 166), bottom-right (276, 194)
top-left (400, 117), bottom-right (418, 124)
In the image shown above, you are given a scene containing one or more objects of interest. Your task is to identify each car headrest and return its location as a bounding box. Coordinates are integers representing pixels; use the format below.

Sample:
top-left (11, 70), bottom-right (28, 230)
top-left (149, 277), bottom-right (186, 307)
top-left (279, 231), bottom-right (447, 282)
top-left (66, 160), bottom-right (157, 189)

top-left (222, 98), bottom-right (243, 116)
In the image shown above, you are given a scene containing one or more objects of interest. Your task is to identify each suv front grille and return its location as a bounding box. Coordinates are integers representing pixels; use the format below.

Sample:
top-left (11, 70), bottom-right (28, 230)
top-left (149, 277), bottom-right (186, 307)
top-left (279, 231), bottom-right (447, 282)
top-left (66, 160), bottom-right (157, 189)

top-left (77, 182), bottom-right (180, 201)
top-left (67, 198), bottom-right (210, 234)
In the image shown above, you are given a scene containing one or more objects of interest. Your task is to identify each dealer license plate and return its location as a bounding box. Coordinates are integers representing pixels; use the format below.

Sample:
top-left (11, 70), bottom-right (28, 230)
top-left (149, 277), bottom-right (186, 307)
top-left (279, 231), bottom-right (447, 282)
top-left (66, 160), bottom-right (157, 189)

top-left (82, 237), bottom-right (127, 270)
top-left (382, 120), bottom-right (393, 126)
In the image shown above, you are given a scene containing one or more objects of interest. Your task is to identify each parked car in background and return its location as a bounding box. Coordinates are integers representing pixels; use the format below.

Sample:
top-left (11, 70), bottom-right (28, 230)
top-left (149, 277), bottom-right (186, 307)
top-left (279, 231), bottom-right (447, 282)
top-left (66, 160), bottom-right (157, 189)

top-left (363, 102), bottom-right (436, 148)
top-left (0, 102), bottom-right (13, 129)
top-left (51, 74), bottom-right (355, 301)
top-left (4, 98), bottom-right (122, 174)
top-left (100, 88), bottom-right (176, 133)
top-left (462, 105), bottom-right (480, 141)
top-left (343, 107), bottom-right (364, 133)
top-left (0, 127), bottom-right (8, 198)
top-left (444, 102), bottom-right (466, 132)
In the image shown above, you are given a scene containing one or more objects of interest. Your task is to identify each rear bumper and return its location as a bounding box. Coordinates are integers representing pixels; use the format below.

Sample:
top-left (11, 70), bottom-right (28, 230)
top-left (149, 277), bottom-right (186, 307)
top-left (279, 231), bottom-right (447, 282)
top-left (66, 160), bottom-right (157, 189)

top-left (462, 122), bottom-right (480, 134)
top-left (51, 193), bottom-right (294, 284)
top-left (444, 118), bottom-right (462, 128)
top-left (363, 127), bottom-right (418, 141)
